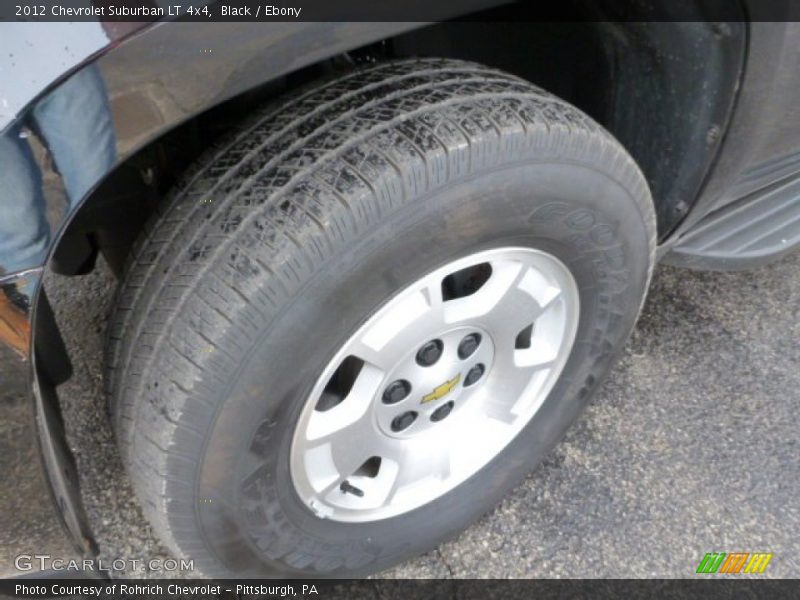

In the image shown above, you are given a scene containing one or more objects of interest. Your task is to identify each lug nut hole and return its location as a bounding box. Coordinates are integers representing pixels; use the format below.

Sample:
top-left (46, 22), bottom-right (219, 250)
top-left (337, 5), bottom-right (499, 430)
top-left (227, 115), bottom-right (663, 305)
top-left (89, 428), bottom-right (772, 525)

top-left (391, 411), bottom-right (418, 432)
top-left (416, 339), bottom-right (443, 367)
top-left (430, 401), bottom-right (454, 422)
top-left (382, 379), bottom-right (411, 404)
top-left (464, 363), bottom-right (485, 386)
top-left (457, 333), bottom-right (482, 359)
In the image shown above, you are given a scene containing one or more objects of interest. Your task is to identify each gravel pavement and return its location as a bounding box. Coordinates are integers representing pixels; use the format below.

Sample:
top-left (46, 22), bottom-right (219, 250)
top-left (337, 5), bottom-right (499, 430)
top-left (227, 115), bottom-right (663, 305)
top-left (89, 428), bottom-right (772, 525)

top-left (46, 251), bottom-right (800, 578)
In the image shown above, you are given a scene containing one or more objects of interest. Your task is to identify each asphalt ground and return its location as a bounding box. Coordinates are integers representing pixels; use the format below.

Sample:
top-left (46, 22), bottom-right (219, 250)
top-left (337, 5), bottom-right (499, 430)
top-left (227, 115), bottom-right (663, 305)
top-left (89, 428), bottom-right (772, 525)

top-left (46, 250), bottom-right (799, 578)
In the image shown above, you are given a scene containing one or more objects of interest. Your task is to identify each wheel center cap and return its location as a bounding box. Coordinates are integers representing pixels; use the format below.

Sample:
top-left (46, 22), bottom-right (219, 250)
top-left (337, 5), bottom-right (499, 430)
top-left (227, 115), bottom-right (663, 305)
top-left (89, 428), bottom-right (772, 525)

top-left (376, 326), bottom-right (495, 439)
top-left (421, 373), bottom-right (461, 404)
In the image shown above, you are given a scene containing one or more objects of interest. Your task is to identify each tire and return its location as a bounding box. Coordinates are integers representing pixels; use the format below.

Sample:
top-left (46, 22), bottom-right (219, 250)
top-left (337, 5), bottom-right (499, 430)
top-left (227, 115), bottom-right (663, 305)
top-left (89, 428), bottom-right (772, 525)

top-left (106, 58), bottom-right (656, 577)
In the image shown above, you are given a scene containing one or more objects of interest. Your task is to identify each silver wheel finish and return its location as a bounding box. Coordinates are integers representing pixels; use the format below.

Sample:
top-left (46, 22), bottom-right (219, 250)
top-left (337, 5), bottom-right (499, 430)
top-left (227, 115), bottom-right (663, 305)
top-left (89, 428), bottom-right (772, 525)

top-left (290, 247), bottom-right (580, 522)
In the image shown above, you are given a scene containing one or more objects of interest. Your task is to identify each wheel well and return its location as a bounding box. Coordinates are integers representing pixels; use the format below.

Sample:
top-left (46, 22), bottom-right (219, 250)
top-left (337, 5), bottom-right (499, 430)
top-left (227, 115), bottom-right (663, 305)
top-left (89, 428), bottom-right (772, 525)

top-left (52, 3), bottom-right (745, 278)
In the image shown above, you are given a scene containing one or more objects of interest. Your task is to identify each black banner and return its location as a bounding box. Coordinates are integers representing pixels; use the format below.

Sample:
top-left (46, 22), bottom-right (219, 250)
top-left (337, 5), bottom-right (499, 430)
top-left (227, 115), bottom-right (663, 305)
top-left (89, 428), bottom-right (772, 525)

top-left (3, 579), bottom-right (800, 600)
top-left (3, 0), bottom-right (800, 22)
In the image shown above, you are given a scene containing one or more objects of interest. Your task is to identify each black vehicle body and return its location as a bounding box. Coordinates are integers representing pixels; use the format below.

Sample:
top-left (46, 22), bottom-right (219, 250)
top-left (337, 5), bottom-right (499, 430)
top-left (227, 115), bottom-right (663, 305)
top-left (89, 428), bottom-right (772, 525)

top-left (1, 3), bottom-right (800, 577)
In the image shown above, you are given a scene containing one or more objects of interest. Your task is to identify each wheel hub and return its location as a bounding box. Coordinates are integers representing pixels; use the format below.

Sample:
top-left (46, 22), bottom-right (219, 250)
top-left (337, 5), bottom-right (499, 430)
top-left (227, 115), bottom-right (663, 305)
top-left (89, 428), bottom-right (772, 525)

top-left (376, 326), bottom-right (495, 438)
top-left (290, 247), bottom-right (580, 522)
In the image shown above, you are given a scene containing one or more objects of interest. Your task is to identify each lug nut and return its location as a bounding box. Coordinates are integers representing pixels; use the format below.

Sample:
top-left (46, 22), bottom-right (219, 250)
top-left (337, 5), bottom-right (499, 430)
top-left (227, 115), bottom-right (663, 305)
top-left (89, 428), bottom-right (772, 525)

top-left (457, 333), bottom-right (481, 359)
top-left (391, 411), bottom-right (418, 432)
top-left (416, 339), bottom-right (443, 366)
top-left (382, 379), bottom-right (411, 404)
top-left (430, 401), bottom-right (454, 422)
top-left (464, 363), bottom-right (485, 386)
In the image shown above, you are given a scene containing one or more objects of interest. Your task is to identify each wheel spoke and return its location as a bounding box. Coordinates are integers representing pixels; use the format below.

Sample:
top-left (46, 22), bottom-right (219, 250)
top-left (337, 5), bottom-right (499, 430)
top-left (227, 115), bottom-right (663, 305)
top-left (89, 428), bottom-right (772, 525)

top-left (484, 287), bottom-right (542, 341)
top-left (388, 439), bottom-right (451, 503)
top-left (442, 259), bottom-right (523, 325)
top-left (305, 364), bottom-right (383, 441)
top-left (481, 394), bottom-right (519, 425)
top-left (351, 285), bottom-right (443, 371)
top-left (482, 266), bottom-right (561, 339)
top-left (351, 326), bottom-right (427, 372)
top-left (329, 424), bottom-right (376, 476)
top-left (358, 287), bottom-right (436, 352)
top-left (493, 334), bottom-right (558, 372)
top-left (304, 414), bottom-right (383, 496)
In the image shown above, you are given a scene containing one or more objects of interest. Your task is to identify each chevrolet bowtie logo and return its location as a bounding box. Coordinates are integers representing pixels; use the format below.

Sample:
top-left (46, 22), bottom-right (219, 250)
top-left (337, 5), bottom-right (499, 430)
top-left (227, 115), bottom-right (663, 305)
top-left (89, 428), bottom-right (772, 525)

top-left (421, 374), bottom-right (461, 404)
